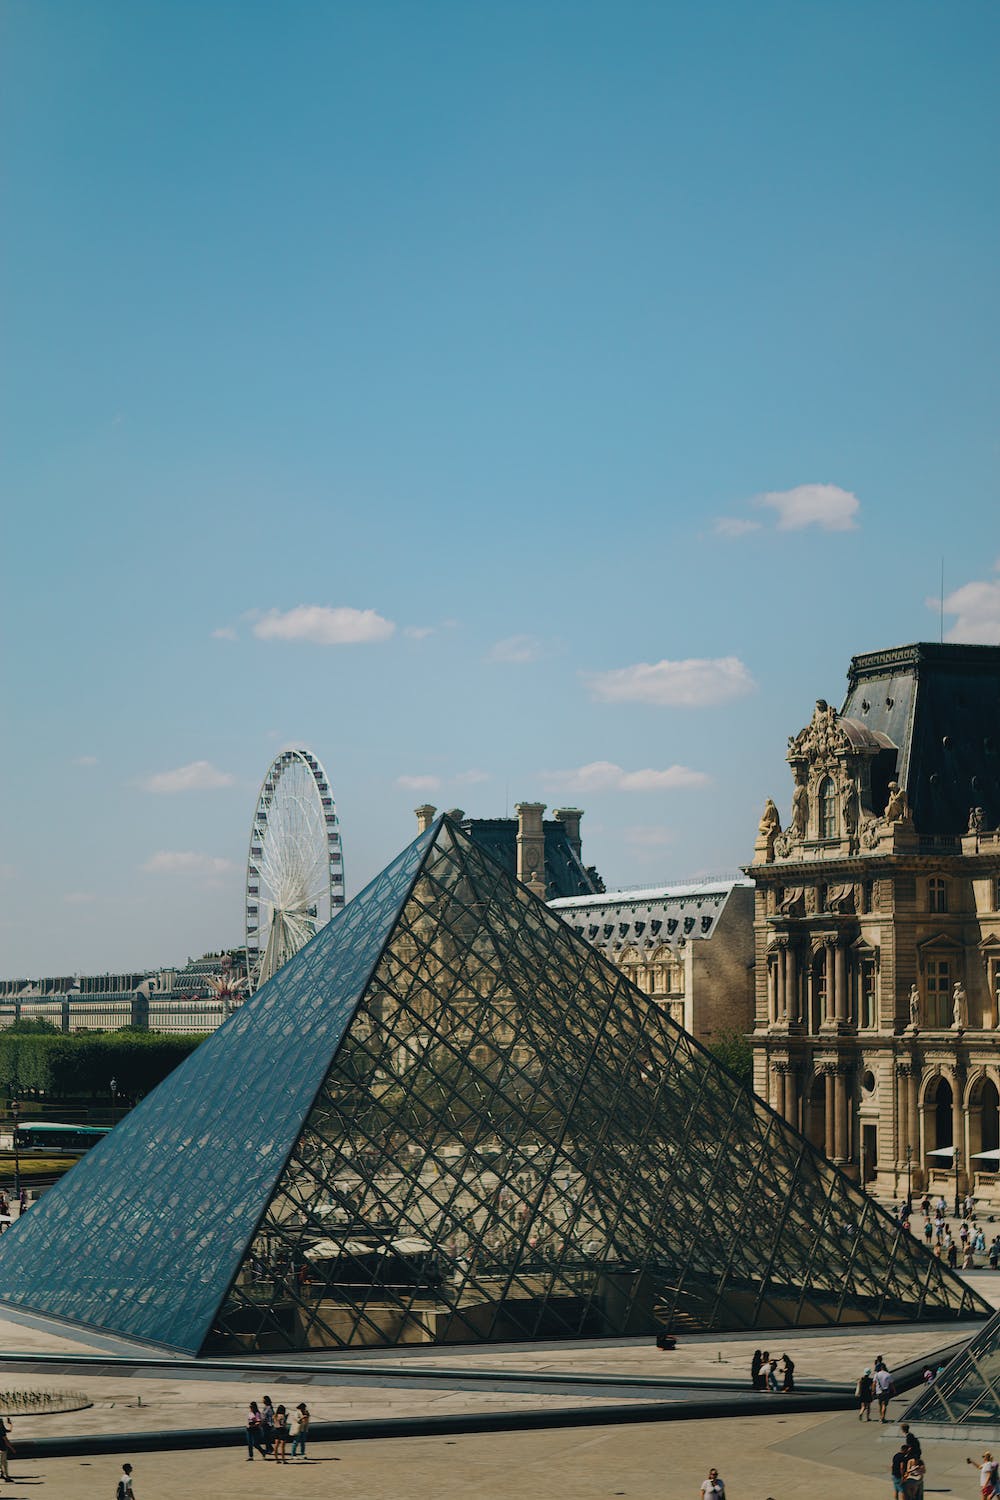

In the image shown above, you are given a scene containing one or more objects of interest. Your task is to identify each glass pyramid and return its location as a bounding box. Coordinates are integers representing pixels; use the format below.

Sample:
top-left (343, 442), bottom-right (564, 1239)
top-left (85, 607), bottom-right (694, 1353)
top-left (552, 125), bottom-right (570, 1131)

top-left (903, 1309), bottom-right (1000, 1426)
top-left (0, 818), bottom-right (988, 1356)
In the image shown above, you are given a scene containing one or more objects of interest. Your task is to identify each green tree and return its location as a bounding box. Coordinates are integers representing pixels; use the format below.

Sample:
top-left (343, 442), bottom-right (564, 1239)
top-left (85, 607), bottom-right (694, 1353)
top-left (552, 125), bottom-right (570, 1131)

top-left (705, 1029), bottom-right (753, 1087)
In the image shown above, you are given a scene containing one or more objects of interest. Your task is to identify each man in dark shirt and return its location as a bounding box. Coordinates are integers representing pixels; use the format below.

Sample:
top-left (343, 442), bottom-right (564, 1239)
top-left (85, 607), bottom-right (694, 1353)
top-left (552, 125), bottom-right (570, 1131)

top-left (900, 1423), bottom-right (922, 1459)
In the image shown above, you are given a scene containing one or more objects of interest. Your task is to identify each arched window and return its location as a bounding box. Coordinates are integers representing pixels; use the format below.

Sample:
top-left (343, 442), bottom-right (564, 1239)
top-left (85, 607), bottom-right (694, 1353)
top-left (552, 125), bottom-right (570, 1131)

top-left (819, 777), bottom-right (838, 839)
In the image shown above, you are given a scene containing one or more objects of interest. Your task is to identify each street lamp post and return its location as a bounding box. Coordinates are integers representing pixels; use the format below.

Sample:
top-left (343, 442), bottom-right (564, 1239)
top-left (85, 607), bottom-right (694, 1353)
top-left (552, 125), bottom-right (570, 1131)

top-left (955, 1144), bottom-right (962, 1219)
top-left (110, 1077), bottom-right (119, 1127)
top-left (10, 1099), bottom-right (20, 1203)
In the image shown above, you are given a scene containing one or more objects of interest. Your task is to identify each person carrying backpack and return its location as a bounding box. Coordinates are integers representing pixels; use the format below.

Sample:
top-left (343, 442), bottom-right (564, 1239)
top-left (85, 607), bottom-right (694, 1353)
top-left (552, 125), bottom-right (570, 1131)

top-left (116, 1462), bottom-right (135, 1499)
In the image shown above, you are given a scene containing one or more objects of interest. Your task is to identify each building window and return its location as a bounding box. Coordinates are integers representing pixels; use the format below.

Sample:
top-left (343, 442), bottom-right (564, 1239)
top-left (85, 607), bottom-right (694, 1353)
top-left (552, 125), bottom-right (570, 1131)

top-left (858, 959), bottom-right (876, 1028)
top-left (819, 777), bottom-right (837, 839)
top-left (994, 877), bottom-right (1000, 913)
top-left (926, 957), bottom-right (951, 1028)
top-left (928, 878), bottom-right (948, 914)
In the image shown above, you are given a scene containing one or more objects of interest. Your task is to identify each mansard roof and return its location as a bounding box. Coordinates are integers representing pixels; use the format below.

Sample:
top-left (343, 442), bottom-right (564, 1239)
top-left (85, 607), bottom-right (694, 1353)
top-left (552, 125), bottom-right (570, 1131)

top-left (841, 642), bottom-right (1000, 837)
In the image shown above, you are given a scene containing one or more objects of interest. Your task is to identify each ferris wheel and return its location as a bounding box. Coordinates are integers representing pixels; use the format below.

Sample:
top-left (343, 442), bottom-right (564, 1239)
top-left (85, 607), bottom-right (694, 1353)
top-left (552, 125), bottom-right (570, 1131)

top-left (245, 749), bottom-right (345, 991)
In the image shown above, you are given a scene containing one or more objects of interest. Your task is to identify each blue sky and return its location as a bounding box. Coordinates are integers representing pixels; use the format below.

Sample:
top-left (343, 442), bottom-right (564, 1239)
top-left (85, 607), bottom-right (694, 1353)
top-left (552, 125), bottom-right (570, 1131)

top-left (2, 1), bottom-right (998, 974)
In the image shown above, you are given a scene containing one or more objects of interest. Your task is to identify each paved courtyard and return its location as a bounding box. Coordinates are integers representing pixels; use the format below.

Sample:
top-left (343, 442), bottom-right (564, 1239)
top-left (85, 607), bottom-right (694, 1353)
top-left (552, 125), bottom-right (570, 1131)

top-left (0, 1297), bottom-right (993, 1497)
top-left (6, 1406), bottom-right (991, 1500)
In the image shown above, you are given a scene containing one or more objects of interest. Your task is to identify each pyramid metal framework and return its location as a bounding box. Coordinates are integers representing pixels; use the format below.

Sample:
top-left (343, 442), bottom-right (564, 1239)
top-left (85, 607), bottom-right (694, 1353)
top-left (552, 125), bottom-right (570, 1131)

top-left (904, 1308), bottom-right (1000, 1426)
top-left (0, 818), bottom-right (988, 1355)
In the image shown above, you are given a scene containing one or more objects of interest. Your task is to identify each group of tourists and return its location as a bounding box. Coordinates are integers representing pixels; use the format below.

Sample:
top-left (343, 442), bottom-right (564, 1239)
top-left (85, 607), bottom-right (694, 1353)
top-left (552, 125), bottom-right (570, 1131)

top-left (890, 1423), bottom-right (925, 1498)
top-left (245, 1395), bottom-right (310, 1461)
top-left (749, 1349), bottom-right (794, 1391)
top-left (856, 1354), bottom-right (896, 1422)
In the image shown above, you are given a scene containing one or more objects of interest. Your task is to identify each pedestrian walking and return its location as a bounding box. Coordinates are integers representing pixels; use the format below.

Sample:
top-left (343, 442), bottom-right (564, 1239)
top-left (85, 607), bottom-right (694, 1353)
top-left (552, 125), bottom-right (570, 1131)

top-left (261, 1394), bottom-right (275, 1455)
top-left (902, 1447), bottom-right (926, 1500)
top-left (245, 1401), bottom-right (266, 1460)
top-left (892, 1444), bottom-right (909, 1498)
top-left (290, 1402), bottom-right (310, 1459)
top-left (116, 1462), bottom-right (135, 1499)
top-left (750, 1349), bottom-right (762, 1390)
top-left (780, 1352), bottom-right (795, 1392)
top-left (273, 1405), bottom-right (289, 1463)
top-left (699, 1467), bottom-right (725, 1497)
top-left (856, 1368), bottom-right (874, 1421)
top-left (875, 1363), bottom-right (896, 1422)
top-left (900, 1426), bottom-right (924, 1500)
top-left (0, 1419), bottom-right (14, 1484)
top-left (966, 1451), bottom-right (999, 1499)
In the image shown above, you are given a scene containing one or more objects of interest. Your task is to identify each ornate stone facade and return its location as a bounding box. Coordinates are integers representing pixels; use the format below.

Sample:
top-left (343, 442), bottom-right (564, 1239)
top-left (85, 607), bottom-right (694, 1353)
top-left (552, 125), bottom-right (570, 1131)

top-left (749, 643), bottom-right (1000, 1203)
top-left (550, 879), bottom-right (754, 1044)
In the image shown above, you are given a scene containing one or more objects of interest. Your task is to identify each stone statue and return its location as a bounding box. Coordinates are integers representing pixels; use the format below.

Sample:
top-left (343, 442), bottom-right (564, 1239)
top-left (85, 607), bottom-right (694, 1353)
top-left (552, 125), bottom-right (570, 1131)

top-left (758, 798), bottom-right (781, 859)
top-left (883, 781), bottom-right (908, 823)
top-left (953, 980), bottom-right (968, 1031)
top-left (969, 806), bottom-right (986, 835)
top-left (790, 768), bottom-right (809, 839)
top-left (909, 983), bottom-right (920, 1028)
top-left (842, 780), bottom-right (859, 837)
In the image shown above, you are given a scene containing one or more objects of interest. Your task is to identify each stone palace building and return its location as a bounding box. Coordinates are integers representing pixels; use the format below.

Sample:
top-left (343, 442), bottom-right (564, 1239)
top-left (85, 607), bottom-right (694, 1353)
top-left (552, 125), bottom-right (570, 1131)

top-left (750, 642), bottom-right (1000, 1204)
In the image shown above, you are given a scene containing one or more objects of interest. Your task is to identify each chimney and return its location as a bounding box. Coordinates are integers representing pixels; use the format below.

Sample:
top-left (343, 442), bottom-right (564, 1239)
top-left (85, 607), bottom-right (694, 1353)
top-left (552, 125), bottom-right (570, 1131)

top-left (515, 802), bottom-right (547, 897)
top-left (414, 804), bottom-right (437, 833)
top-left (553, 806), bottom-right (583, 858)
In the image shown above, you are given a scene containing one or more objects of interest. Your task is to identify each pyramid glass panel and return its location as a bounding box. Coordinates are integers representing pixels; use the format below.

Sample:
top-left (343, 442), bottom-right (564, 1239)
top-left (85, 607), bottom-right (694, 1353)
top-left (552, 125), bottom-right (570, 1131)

top-left (0, 818), bottom-right (988, 1355)
top-left (0, 825), bottom-right (435, 1352)
top-left (904, 1309), bottom-right (1000, 1426)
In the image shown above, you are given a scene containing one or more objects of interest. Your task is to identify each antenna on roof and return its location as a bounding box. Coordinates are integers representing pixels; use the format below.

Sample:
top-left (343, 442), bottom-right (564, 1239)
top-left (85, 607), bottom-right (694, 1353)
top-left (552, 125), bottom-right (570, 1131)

top-left (940, 558), bottom-right (945, 644)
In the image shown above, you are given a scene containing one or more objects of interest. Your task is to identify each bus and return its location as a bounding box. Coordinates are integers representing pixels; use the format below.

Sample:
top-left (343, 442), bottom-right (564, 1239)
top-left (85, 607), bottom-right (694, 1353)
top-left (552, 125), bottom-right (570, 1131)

top-left (12, 1123), bottom-right (110, 1154)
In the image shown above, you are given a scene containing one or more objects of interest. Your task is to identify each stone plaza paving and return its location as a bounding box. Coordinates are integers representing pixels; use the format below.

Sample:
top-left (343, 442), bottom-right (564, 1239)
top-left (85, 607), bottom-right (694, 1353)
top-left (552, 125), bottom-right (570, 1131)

top-left (12, 1408), bottom-right (996, 1499)
top-left (0, 1297), bottom-right (998, 1496)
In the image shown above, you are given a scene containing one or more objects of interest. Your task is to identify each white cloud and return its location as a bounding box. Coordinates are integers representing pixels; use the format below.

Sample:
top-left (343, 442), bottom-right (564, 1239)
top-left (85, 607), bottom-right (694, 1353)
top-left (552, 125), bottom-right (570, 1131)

top-left (541, 761), bottom-right (710, 794)
top-left (586, 655), bottom-right (755, 708)
top-left (212, 625), bottom-right (238, 641)
top-left (395, 774), bottom-right (442, 792)
top-left (64, 891), bottom-right (97, 905)
top-left (713, 517), bottom-right (762, 539)
top-left (72, 755), bottom-right (98, 767)
top-left (624, 826), bottom-right (674, 848)
top-left (141, 761), bottom-right (235, 794)
top-left (758, 483), bottom-right (860, 531)
top-left (253, 605), bottom-right (395, 645)
top-left (487, 634), bottom-right (547, 664)
top-left (140, 851), bottom-right (237, 876)
top-left (937, 571), bottom-right (1000, 644)
top-left (455, 769), bottom-right (490, 785)
top-left (403, 625), bottom-right (435, 640)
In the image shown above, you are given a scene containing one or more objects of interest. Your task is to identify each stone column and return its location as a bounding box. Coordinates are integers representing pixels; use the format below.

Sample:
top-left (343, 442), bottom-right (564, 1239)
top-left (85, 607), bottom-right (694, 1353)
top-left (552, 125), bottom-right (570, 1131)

top-left (783, 1066), bottom-right (798, 1129)
top-left (414, 804), bottom-right (437, 833)
top-left (515, 803), bottom-right (547, 897)
top-left (825, 1068), bottom-right (836, 1158)
top-left (908, 1066), bottom-right (920, 1158)
top-left (835, 942), bottom-right (848, 1024)
top-left (824, 940), bottom-right (835, 1022)
top-left (775, 944), bottom-right (786, 1023)
top-left (896, 1067), bottom-right (909, 1163)
top-left (953, 1086), bottom-right (966, 1198)
top-left (772, 1065), bottom-right (784, 1117)
top-left (834, 1067), bottom-right (849, 1161)
top-left (785, 944), bottom-right (798, 1022)
top-left (552, 807), bottom-right (583, 858)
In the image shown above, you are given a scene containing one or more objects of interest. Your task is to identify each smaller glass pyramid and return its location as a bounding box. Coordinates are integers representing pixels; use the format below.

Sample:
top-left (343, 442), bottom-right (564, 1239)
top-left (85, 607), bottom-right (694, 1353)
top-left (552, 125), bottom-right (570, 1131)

top-left (904, 1308), bottom-right (1000, 1426)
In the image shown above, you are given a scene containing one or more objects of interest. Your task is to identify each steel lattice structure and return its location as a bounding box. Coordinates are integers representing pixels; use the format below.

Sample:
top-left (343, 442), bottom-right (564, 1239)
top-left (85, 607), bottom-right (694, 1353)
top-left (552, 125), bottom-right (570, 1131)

top-left (245, 749), bottom-right (344, 991)
top-left (0, 817), bottom-right (986, 1356)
